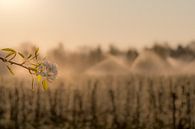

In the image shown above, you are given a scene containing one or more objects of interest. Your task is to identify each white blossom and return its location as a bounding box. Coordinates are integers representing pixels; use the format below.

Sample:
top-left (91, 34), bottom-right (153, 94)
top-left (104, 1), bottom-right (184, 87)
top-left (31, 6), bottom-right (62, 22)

top-left (37, 61), bottom-right (58, 81)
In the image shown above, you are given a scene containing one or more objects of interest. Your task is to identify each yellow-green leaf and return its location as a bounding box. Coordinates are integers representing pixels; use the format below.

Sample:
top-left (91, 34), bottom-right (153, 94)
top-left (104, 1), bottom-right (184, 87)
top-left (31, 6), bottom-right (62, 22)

top-left (42, 80), bottom-right (48, 90)
top-left (35, 48), bottom-right (39, 60)
top-left (18, 52), bottom-right (25, 58)
top-left (6, 65), bottom-right (14, 75)
top-left (2, 48), bottom-right (16, 53)
top-left (37, 75), bottom-right (42, 84)
top-left (27, 54), bottom-right (32, 59)
top-left (5, 52), bottom-right (14, 58)
top-left (35, 48), bottom-right (39, 55)
top-left (9, 53), bottom-right (16, 61)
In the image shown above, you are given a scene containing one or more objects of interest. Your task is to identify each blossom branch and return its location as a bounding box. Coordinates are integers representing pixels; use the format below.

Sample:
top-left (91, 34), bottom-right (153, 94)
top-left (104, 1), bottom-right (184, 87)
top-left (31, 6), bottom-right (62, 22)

top-left (0, 48), bottom-right (58, 90)
top-left (0, 56), bottom-right (35, 72)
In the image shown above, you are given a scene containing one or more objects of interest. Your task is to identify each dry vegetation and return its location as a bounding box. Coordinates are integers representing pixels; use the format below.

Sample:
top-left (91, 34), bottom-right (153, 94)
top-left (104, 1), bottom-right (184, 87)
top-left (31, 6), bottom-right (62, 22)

top-left (0, 75), bottom-right (195, 129)
top-left (1, 42), bottom-right (195, 129)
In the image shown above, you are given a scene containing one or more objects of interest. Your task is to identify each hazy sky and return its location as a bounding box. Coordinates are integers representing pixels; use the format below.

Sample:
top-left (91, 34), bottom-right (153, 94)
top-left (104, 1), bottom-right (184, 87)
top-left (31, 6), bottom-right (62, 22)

top-left (0, 0), bottom-right (195, 51)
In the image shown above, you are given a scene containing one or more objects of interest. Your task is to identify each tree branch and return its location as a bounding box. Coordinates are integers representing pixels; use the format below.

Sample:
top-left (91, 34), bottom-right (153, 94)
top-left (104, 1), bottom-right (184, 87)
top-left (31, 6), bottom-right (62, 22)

top-left (0, 56), bottom-right (36, 73)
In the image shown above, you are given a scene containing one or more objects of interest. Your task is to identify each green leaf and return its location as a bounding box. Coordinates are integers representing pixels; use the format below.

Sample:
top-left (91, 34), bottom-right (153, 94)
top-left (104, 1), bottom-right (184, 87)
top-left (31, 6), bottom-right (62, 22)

top-left (6, 65), bottom-right (14, 75)
top-left (35, 63), bottom-right (41, 68)
top-left (5, 52), bottom-right (14, 58)
top-left (42, 80), bottom-right (48, 90)
top-left (2, 48), bottom-right (16, 53)
top-left (30, 63), bottom-right (39, 68)
top-left (35, 48), bottom-right (39, 60)
top-left (9, 53), bottom-right (16, 61)
top-left (35, 48), bottom-right (39, 55)
top-left (37, 75), bottom-right (42, 84)
top-left (27, 54), bottom-right (32, 59)
top-left (18, 52), bottom-right (25, 58)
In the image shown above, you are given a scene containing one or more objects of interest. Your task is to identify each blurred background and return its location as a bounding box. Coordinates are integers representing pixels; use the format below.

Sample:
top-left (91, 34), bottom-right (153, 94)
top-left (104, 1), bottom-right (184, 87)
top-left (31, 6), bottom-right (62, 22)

top-left (0, 1), bottom-right (195, 129)
top-left (0, 0), bottom-right (195, 76)
top-left (0, 0), bottom-right (195, 51)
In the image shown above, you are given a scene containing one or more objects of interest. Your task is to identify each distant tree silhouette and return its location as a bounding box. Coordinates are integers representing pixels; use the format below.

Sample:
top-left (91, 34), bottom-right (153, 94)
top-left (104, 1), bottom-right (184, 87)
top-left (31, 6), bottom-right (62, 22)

top-left (109, 44), bottom-right (122, 56)
top-left (126, 48), bottom-right (138, 62)
top-left (149, 43), bottom-right (171, 59)
top-left (89, 45), bottom-right (104, 63)
top-left (170, 44), bottom-right (195, 61)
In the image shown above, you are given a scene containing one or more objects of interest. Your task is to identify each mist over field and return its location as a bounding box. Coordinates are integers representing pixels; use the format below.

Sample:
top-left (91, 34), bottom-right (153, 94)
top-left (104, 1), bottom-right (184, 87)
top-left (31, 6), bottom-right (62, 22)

top-left (1, 42), bottom-right (195, 129)
top-left (2, 41), bottom-right (195, 78)
top-left (1, 0), bottom-right (195, 129)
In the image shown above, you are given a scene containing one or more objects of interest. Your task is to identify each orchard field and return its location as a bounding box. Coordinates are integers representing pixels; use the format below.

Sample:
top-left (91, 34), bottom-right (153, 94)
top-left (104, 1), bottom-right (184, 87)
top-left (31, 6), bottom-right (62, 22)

top-left (0, 75), bottom-right (195, 129)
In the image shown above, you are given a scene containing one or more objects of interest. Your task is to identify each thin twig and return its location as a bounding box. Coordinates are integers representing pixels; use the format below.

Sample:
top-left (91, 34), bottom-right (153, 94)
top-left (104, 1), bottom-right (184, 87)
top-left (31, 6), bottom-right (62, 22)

top-left (0, 56), bottom-right (36, 72)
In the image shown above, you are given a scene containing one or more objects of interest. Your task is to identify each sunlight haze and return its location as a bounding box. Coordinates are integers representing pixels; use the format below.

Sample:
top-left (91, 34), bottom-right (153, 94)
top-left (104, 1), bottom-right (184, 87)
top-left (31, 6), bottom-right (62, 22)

top-left (0, 0), bottom-right (195, 51)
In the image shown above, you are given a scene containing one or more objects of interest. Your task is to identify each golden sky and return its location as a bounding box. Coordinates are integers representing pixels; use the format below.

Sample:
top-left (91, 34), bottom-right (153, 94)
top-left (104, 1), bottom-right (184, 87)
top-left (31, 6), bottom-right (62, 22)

top-left (0, 0), bottom-right (195, 51)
